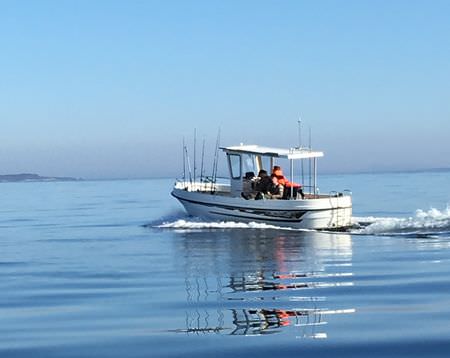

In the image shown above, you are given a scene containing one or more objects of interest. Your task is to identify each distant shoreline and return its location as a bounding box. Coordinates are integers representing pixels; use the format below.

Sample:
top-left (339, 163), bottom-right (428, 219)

top-left (0, 173), bottom-right (82, 183)
top-left (1, 167), bottom-right (448, 182)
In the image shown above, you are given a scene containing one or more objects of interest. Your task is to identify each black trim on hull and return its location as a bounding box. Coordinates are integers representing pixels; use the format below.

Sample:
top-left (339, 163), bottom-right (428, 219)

top-left (208, 210), bottom-right (303, 223)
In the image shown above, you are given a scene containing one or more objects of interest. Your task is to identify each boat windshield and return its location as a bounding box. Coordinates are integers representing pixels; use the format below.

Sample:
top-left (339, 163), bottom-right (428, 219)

top-left (260, 156), bottom-right (271, 173)
top-left (229, 154), bottom-right (241, 179)
top-left (242, 154), bottom-right (256, 176)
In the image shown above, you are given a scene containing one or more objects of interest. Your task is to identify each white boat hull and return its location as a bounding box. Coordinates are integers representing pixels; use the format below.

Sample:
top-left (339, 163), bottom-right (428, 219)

top-left (172, 185), bottom-right (352, 230)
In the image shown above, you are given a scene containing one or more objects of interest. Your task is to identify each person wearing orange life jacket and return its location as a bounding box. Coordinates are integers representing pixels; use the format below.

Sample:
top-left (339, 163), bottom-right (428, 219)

top-left (272, 166), bottom-right (305, 199)
top-left (272, 166), bottom-right (290, 190)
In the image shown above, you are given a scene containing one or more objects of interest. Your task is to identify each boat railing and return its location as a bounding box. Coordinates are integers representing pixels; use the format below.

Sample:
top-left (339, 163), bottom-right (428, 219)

top-left (175, 179), bottom-right (351, 200)
top-left (175, 177), bottom-right (230, 193)
top-left (301, 190), bottom-right (352, 200)
top-left (328, 190), bottom-right (352, 197)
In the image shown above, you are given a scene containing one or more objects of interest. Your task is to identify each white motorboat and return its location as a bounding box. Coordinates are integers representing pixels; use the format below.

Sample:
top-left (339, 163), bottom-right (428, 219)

top-left (171, 144), bottom-right (352, 230)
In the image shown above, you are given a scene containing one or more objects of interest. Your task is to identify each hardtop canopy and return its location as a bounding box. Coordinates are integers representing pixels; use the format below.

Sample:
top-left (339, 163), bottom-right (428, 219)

top-left (221, 144), bottom-right (324, 160)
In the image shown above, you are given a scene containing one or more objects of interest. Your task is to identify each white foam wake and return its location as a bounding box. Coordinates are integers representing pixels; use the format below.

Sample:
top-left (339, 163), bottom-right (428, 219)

top-left (153, 207), bottom-right (450, 236)
top-left (353, 207), bottom-right (450, 235)
top-left (156, 219), bottom-right (289, 230)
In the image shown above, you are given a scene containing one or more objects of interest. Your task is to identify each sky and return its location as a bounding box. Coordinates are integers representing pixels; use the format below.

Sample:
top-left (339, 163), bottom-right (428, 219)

top-left (1, 0), bottom-right (450, 179)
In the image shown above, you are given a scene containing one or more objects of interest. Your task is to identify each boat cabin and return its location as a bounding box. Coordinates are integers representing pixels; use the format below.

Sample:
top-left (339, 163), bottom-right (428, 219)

top-left (221, 145), bottom-right (324, 199)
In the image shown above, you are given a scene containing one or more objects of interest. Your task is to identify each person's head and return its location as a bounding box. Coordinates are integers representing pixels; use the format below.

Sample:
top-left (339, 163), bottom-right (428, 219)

top-left (258, 169), bottom-right (268, 177)
top-left (271, 174), bottom-right (279, 184)
top-left (272, 165), bottom-right (281, 173)
top-left (274, 169), bottom-right (283, 177)
top-left (244, 172), bottom-right (255, 180)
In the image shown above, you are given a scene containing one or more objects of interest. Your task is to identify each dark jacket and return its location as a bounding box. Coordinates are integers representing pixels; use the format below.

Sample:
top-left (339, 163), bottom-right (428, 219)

top-left (254, 175), bottom-right (272, 193)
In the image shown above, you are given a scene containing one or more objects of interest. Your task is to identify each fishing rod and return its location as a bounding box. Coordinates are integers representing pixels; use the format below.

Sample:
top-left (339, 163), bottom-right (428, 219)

top-left (193, 128), bottom-right (197, 185)
top-left (200, 137), bottom-right (205, 185)
top-left (211, 128), bottom-right (221, 192)
top-left (185, 145), bottom-right (193, 186)
top-left (214, 128), bottom-right (221, 184)
top-left (182, 137), bottom-right (186, 185)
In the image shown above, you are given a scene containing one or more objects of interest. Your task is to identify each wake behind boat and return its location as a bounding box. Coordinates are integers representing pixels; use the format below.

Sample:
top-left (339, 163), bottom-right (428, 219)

top-left (172, 137), bottom-right (352, 230)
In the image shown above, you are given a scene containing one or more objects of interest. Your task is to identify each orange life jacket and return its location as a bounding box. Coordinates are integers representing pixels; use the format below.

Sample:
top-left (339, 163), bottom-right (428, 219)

top-left (273, 168), bottom-right (302, 188)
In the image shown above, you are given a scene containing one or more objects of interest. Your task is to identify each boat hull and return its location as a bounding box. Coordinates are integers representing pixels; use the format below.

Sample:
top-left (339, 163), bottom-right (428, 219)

top-left (172, 188), bottom-right (352, 230)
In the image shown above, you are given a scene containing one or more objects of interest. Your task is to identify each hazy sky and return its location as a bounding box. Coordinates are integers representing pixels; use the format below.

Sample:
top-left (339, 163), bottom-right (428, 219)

top-left (1, 0), bottom-right (449, 178)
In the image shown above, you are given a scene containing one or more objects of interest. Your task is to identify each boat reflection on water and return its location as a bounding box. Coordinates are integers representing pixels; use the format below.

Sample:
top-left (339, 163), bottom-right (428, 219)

top-left (173, 228), bottom-right (355, 338)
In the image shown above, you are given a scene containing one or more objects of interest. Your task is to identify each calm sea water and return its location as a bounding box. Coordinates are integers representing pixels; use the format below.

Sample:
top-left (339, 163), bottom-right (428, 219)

top-left (1, 171), bottom-right (450, 357)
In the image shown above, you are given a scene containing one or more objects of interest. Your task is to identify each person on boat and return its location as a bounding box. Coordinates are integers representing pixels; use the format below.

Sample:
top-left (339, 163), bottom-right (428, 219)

top-left (241, 171), bottom-right (256, 200)
top-left (272, 166), bottom-right (284, 181)
top-left (254, 169), bottom-right (272, 200)
top-left (266, 174), bottom-right (284, 199)
top-left (271, 165), bottom-right (305, 199)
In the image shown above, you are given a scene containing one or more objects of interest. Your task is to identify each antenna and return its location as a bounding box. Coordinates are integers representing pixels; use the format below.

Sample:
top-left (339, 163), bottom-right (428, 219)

top-left (308, 126), bottom-right (313, 194)
top-left (298, 118), bottom-right (304, 186)
top-left (297, 118), bottom-right (302, 149)
top-left (193, 128), bottom-right (197, 184)
top-left (309, 126), bottom-right (312, 149)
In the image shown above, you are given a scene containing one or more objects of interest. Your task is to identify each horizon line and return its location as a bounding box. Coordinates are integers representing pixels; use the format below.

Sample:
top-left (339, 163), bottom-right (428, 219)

top-left (2, 166), bottom-right (450, 182)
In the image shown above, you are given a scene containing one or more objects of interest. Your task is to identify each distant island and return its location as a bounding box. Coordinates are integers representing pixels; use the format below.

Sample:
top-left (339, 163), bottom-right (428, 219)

top-left (0, 173), bottom-right (82, 183)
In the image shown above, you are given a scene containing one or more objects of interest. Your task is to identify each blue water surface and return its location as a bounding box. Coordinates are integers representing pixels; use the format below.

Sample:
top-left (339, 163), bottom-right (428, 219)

top-left (1, 172), bottom-right (450, 357)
